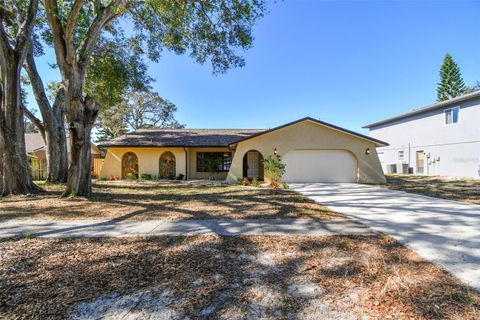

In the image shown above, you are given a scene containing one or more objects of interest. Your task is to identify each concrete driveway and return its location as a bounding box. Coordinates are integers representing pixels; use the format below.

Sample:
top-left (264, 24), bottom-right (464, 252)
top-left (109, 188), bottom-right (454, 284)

top-left (292, 182), bottom-right (480, 291)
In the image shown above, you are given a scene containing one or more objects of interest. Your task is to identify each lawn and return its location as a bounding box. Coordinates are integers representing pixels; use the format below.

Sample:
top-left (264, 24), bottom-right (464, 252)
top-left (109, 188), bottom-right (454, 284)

top-left (0, 180), bottom-right (339, 221)
top-left (382, 174), bottom-right (480, 204)
top-left (1, 235), bottom-right (478, 319)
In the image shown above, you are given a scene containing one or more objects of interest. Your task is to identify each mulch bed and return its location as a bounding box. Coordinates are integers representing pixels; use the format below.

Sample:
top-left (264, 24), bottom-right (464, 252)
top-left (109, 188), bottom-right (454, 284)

top-left (1, 235), bottom-right (478, 319)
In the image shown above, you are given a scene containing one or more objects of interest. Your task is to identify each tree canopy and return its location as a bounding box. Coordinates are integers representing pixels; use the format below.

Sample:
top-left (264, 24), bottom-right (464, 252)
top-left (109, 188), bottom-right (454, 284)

top-left (437, 53), bottom-right (466, 102)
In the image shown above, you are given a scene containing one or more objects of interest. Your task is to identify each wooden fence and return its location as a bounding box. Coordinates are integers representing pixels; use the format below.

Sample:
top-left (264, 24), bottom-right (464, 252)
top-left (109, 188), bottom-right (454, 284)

top-left (93, 158), bottom-right (104, 178)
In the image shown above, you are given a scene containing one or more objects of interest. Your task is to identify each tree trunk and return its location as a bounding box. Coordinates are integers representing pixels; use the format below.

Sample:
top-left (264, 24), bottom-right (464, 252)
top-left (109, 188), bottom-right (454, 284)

top-left (0, 58), bottom-right (38, 195)
top-left (45, 93), bottom-right (68, 183)
top-left (62, 80), bottom-right (98, 197)
top-left (24, 50), bottom-right (68, 183)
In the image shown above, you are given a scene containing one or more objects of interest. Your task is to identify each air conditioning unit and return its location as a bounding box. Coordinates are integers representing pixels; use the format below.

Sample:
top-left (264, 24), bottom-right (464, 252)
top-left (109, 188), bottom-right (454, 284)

top-left (387, 164), bottom-right (397, 174)
top-left (396, 163), bottom-right (409, 174)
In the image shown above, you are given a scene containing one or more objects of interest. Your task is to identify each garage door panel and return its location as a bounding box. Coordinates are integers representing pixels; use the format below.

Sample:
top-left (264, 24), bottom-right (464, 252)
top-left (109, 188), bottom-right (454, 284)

top-left (282, 150), bottom-right (357, 183)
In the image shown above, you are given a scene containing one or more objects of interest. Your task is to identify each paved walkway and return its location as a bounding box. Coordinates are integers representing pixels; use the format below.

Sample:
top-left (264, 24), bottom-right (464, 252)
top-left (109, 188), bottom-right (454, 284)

top-left (0, 218), bottom-right (372, 238)
top-left (292, 182), bottom-right (480, 291)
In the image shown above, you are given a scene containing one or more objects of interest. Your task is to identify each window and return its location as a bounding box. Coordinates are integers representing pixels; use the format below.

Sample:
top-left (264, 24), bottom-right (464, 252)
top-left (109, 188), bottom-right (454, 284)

top-left (398, 150), bottom-right (404, 160)
top-left (445, 107), bottom-right (460, 125)
top-left (197, 152), bottom-right (232, 172)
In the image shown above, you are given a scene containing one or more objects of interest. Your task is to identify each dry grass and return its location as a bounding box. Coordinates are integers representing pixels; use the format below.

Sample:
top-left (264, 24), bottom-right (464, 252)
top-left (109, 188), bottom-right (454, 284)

top-left (0, 180), bottom-right (339, 221)
top-left (0, 235), bottom-right (478, 319)
top-left (382, 174), bottom-right (480, 204)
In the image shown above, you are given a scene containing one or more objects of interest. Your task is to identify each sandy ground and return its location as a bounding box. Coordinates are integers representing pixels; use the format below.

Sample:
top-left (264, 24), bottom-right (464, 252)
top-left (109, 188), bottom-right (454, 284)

top-left (1, 235), bottom-right (479, 319)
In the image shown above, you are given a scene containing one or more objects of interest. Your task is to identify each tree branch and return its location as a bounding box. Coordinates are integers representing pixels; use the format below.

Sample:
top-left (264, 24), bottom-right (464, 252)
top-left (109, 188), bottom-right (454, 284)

top-left (0, 23), bottom-right (12, 64)
top-left (24, 45), bottom-right (53, 126)
top-left (65, 0), bottom-right (84, 63)
top-left (78, 0), bottom-right (125, 70)
top-left (22, 105), bottom-right (46, 143)
top-left (15, 0), bottom-right (38, 54)
top-left (44, 0), bottom-right (69, 76)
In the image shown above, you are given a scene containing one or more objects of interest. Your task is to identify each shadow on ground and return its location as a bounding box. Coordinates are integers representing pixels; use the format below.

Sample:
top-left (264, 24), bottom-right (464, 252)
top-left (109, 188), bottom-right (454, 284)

top-left (0, 235), bottom-right (478, 319)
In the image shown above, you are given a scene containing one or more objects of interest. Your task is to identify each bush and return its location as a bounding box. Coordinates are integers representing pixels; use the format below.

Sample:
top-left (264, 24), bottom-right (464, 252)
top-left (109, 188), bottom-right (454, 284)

top-left (262, 155), bottom-right (286, 188)
top-left (242, 177), bottom-right (251, 186)
top-left (252, 177), bottom-right (261, 187)
top-left (176, 173), bottom-right (185, 180)
top-left (126, 172), bottom-right (137, 180)
top-left (140, 173), bottom-right (152, 180)
top-left (99, 176), bottom-right (108, 181)
top-left (282, 182), bottom-right (289, 189)
top-left (237, 177), bottom-right (243, 185)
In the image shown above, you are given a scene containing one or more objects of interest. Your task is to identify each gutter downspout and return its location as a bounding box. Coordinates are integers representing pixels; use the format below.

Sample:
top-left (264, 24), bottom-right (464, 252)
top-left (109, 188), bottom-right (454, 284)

top-left (183, 147), bottom-right (188, 180)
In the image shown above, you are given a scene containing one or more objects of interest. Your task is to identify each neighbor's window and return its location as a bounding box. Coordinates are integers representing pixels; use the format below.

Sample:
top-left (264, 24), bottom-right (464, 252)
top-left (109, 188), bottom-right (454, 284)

top-left (398, 150), bottom-right (404, 160)
top-left (197, 152), bottom-right (232, 172)
top-left (445, 107), bottom-right (460, 125)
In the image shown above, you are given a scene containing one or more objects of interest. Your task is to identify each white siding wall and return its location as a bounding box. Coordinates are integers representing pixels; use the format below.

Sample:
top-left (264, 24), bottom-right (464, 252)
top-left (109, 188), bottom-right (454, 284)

top-left (369, 98), bottom-right (480, 179)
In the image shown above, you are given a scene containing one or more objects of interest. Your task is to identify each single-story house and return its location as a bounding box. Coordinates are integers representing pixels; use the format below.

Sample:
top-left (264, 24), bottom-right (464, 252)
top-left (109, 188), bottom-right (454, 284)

top-left (25, 133), bottom-right (103, 180)
top-left (99, 117), bottom-right (388, 183)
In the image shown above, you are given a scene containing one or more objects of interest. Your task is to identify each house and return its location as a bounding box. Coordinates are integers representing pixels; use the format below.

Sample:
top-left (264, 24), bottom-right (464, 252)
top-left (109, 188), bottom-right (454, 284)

top-left (99, 117), bottom-right (387, 183)
top-left (364, 91), bottom-right (480, 178)
top-left (25, 133), bottom-right (103, 180)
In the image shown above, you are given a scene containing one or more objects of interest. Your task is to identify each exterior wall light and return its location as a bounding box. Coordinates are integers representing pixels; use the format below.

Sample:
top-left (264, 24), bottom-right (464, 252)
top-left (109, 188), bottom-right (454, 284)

top-left (365, 148), bottom-right (370, 155)
top-left (274, 148), bottom-right (278, 155)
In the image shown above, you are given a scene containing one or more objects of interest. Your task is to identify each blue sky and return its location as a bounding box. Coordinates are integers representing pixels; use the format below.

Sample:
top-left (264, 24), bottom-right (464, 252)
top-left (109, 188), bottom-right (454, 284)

top-left (28, 0), bottom-right (480, 134)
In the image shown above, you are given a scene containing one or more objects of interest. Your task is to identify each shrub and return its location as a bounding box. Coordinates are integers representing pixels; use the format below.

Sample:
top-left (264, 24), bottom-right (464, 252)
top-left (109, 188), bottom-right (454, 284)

top-left (242, 177), bottom-right (251, 186)
top-left (237, 177), bottom-right (243, 185)
top-left (176, 173), bottom-right (185, 180)
top-left (140, 173), bottom-right (152, 180)
top-left (126, 172), bottom-right (137, 180)
top-left (282, 182), bottom-right (289, 189)
top-left (252, 177), bottom-right (261, 187)
top-left (262, 155), bottom-right (286, 188)
top-left (99, 176), bottom-right (108, 181)
top-left (110, 175), bottom-right (119, 181)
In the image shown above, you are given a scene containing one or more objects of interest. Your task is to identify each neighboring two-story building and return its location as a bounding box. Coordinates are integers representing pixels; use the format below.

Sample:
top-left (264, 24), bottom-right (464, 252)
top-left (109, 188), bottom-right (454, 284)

top-left (364, 91), bottom-right (480, 179)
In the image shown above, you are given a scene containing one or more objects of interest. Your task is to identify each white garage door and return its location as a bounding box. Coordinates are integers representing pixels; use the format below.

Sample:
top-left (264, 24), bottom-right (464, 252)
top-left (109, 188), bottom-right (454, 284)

top-left (283, 150), bottom-right (357, 183)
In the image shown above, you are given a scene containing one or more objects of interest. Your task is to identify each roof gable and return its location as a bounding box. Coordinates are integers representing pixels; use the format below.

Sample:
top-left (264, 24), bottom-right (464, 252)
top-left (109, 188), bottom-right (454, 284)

top-left (229, 117), bottom-right (389, 147)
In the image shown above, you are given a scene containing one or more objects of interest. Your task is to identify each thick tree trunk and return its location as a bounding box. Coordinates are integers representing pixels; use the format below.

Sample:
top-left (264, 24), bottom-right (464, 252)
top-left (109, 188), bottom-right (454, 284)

top-left (62, 85), bottom-right (98, 197)
top-left (0, 59), bottom-right (38, 195)
top-left (24, 50), bottom-right (68, 183)
top-left (46, 99), bottom-right (68, 183)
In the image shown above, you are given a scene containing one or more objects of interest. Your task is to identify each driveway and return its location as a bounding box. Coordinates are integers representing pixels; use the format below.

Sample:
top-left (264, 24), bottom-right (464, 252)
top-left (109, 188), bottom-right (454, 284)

top-left (292, 182), bottom-right (480, 291)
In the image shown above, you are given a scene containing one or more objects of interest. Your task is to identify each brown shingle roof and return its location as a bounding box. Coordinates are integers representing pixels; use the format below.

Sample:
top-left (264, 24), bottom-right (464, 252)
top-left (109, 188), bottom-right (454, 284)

top-left (98, 128), bottom-right (266, 148)
top-left (25, 133), bottom-right (45, 153)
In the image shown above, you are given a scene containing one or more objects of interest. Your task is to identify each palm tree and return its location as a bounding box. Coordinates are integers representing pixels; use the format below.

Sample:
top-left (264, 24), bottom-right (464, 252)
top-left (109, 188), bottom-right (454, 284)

top-left (204, 157), bottom-right (220, 180)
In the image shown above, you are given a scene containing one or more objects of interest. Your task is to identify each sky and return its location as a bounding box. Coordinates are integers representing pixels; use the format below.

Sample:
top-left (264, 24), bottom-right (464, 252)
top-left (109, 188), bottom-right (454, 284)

top-left (28, 0), bottom-right (480, 135)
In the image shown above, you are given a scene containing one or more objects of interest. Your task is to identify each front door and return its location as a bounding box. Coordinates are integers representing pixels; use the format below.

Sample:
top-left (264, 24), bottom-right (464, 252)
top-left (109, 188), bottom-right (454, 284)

top-left (416, 151), bottom-right (425, 174)
top-left (247, 151), bottom-right (259, 178)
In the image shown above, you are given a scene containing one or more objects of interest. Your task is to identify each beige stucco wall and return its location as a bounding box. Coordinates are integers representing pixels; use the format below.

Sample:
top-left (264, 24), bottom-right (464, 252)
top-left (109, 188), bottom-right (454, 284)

top-left (226, 120), bottom-right (386, 184)
top-left (186, 147), bottom-right (234, 180)
top-left (100, 147), bottom-right (187, 179)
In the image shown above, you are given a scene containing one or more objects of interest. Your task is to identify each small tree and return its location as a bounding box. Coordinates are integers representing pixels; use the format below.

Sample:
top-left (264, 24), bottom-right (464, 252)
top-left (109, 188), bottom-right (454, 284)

top-left (437, 53), bottom-right (466, 102)
top-left (204, 156), bottom-right (219, 180)
top-left (262, 155), bottom-right (286, 188)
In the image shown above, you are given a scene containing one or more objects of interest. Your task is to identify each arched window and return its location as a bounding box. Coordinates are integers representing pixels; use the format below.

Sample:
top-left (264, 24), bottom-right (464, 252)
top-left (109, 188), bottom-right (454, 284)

top-left (159, 151), bottom-right (176, 179)
top-left (122, 152), bottom-right (139, 179)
